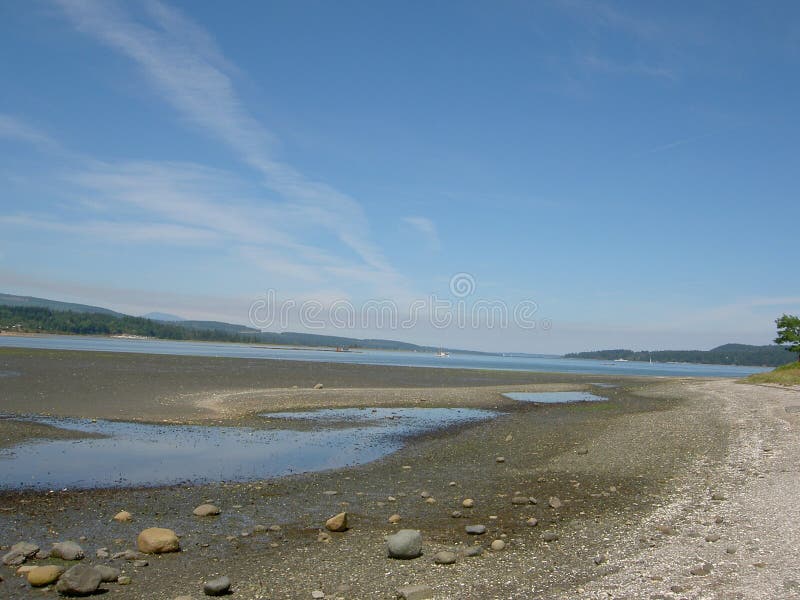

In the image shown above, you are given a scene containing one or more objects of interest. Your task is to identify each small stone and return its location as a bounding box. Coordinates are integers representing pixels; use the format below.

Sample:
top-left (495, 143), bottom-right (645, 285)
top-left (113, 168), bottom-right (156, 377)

top-left (495, 456), bottom-right (506, 463)
top-left (96, 548), bottom-right (110, 559)
top-left (490, 539), bottom-right (506, 551)
top-left (317, 531), bottom-right (331, 543)
top-left (711, 492), bottom-right (726, 501)
top-left (51, 541), bottom-right (85, 561)
top-left (424, 497), bottom-right (436, 504)
top-left (113, 511), bottom-right (133, 522)
top-left (593, 554), bottom-right (606, 565)
top-left (55, 564), bottom-right (102, 596)
top-left (269, 525), bottom-right (282, 532)
top-left (448, 481), bottom-right (457, 486)
top-left (322, 490), bottom-right (338, 496)
top-left (463, 546), bottom-right (483, 557)
top-left (133, 559), bottom-right (149, 567)
top-left (193, 504), bottom-right (221, 517)
top-left (451, 511), bottom-right (462, 518)
top-left (462, 498), bottom-right (474, 508)
top-left (386, 529), bottom-right (423, 559)
top-left (312, 592), bottom-right (325, 599)
top-left (137, 527), bottom-right (180, 554)
top-left (388, 514), bottom-right (402, 524)
top-left (465, 525), bottom-right (487, 535)
top-left (542, 531), bottom-right (559, 542)
top-left (526, 517), bottom-right (539, 527)
top-left (117, 575), bottom-right (132, 585)
top-left (714, 515), bottom-right (724, 524)
top-left (204, 575), bottom-right (232, 596)
top-left (396, 584), bottom-right (433, 600)
top-left (3, 542), bottom-right (39, 566)
top-left (325, 512), bottom-right (348, 532)
top-left (576, 447), bottom-right (588, 455)
top-left (548, 496), bottom-right (562, 509)
top-left (505, 434), bottom-right (513, 442)
top-left (511, 496), bottom-right (529, 505)
top-left (432, 550), bottom-right (457, 564)
top-left (706, 534), bottom-right (720, 542)
top-left (313, 383), bottom-right (324, 389)
top-left (27, 565), bottom-right (65, 587)
top-left (726, 545), bottom-right (738, 554)
top-left (420, 491), bottom-right (431, 498)
top-left (93, 565), bottom-right (121, 582)
top-left (690, 562), bottom-right (713, 576)
top-left (655, 525), bottom-right (675, 535)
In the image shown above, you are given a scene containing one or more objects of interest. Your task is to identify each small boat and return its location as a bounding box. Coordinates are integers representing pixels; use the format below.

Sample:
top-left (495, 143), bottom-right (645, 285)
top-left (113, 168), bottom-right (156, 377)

top-left (436, 349), bottom-right (450, 357)
top-left (613, 358), bottom-right (629, 362)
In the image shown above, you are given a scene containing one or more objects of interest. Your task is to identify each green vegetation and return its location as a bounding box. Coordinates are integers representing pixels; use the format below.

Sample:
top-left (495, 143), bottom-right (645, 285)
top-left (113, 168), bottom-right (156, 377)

top-left (774, 314), bottom-right (800, 361)
top-left (565, 343), bottom-right (795, 367)
top-left (744, 361), bottom-right (800, 386)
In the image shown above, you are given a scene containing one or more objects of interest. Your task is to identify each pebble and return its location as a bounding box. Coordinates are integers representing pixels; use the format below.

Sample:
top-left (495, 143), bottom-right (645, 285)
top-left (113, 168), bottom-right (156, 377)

top-left (312, 591), bottom-right (325, 599)
top-left (542, 531), bottom-right (559, 542)
top-left (96, 548), bottom-right (110, 559)
top-left (726, 545), bottom-right (738, 554)
top-left (133, 559), bottom-right (149, 567)
top-left (576, 447), bottom-right (589, 455)
top-left (432, 550), bottom-right (457, 564)
top-left (690, 562), bottom-right (713, 576)
top-left (706, 534), bottom-right (721, 542)
top-left (548, 496), bottom-right (563, 509)
top-left (463, 546), bottom-right (483, 557)
top-left (313, 383), bottom-right (324, 389)
top-left (490, 539), bottom-right (506, 551)
top-left (462, 498), bottom-right (474, 508)
top-left (424, 497), bottom-right (436, 504)
top-left (325, 511), bottom-right (349, 532)
top-left (526, 517), bottom-right (539, 527)
top-left (465, 525), bottom-right (487, 535)
top-left (204, 575), bottom-right (232, 596)
top-left (388, 514), bottom-right (402, 524)
top-left (193, 504), bottom-right (221, 517)
top-left (451, 511), bottom-right (462, 519)
top-left (113, 510), bottom-right (133, 522)
top-left (93, 565), bottom-right (121, 582)
top-left (711, 492), bottom-right (726, 501)
top-left (593, 555), bottom-right (607, 565)
top-left (420, 491), bottom-right (432, 498)
top-left (118, 575), bottom-right (132, 585)
top-left (511, 496), bottom-right (529, 505)
top-left (51, 541), bottom-right (85, 561)
top-left (495, 456), bottom-right (506, 463)
top-left (396, 584), bottom-right (434, 600)
top-left (386, 529), bottom-right (423, 559)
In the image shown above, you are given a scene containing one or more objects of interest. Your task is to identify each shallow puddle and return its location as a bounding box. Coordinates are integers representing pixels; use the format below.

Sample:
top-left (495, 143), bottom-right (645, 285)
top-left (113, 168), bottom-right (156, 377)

top-left (589, 382), bottom-right (618, 389)
top-left (0, 408), bottom-right (495, 490)
top-left (503, 391), bottom-right (606, 403)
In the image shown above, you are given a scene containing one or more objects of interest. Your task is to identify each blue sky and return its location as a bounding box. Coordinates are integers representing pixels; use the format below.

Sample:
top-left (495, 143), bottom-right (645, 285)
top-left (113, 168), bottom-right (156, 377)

top-left (1, 0), bottom-right (798, 353)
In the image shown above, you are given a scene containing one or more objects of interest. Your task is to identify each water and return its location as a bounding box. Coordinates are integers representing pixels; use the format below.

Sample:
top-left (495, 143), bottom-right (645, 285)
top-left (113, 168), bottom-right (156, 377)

top-left (503, 391), bottom-right (606, 403)
top-left (0, 408), bottom-right (495, 490)
top-left (0, 335), bottom-right (769, 378)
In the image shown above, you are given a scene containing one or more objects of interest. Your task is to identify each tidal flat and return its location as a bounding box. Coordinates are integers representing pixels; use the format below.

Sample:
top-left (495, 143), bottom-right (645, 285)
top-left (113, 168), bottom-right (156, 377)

top-left (0, 349), bottom-right (798, 599)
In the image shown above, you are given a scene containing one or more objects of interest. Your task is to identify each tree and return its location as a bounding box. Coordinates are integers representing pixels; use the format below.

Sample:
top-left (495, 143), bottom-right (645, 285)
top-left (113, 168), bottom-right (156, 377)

top-left (775, 314), bottom-right (800, 362)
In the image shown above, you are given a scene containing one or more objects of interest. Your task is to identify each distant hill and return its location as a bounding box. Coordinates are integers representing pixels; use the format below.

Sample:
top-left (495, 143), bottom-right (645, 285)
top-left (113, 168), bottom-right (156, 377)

top-left (142, 312), bottom-right (185, 322)
top-left (565, 344), bottom-right (794, 367)
top-left (0, 293), bottom-right (124, 317)
top-left (0, 293), bottom-right (479, 354)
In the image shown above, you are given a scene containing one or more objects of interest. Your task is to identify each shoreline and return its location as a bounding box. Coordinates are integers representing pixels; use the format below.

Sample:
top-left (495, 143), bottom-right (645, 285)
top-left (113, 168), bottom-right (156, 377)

top-left (1, 350), bottom-right (798, 598)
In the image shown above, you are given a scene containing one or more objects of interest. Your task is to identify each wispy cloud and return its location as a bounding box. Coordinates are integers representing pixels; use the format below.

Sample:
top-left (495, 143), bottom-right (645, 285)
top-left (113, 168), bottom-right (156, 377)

top-left (402, 216), bottom-right (441, 249)
top-left (555, 0), bottom-right (661, 41)
top-left (643, 131), bottom-right (719, 155)
top-left (0, 114), bottom-right (60, 151)
top-left (52, 0), bottom-right (402, 289)
top-left (580, 54), bottom-right (676, 81)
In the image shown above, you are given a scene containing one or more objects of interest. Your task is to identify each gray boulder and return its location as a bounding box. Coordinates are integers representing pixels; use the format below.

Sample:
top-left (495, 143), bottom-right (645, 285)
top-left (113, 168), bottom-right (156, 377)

top-left (93, 565), bottom-right (121, 582)
top-left (387, 529), bottom-right (423, 559)
top-left (51, 541), bottom-right (85, 561)
top-left (2, 541), bottom-right (39, 566)
top-left (55, 564), bottom-right (102, 596)
top-left (203, 575), bottom-right (231, 596)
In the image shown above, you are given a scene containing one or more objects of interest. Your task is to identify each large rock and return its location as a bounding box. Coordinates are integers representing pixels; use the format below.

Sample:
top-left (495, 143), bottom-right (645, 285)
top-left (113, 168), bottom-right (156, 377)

top-left (137, 527), bottom-right (180, 554)
top-left (325, 512), bottom-right (348, 532)
top-left (465, 524), bottom-right (487, 535)
top-left (28, 565), bottom-right (65, 587)
top-left (203, 575), bottom-right (231, 596)
top-left (51, 541), bottom-right (85, 561)
top-left (93, 565), bottom-right (121, 582)
top-left (387, 529), bottom-right (423, 559)
top-left (432, 550), bottom-right (457, 564)
top-left (55, 564), bottom-right (102, 596)
top-left (193, 504), bottom-right (221, 517)
top-left (2, 541), bottom-right (39, 566)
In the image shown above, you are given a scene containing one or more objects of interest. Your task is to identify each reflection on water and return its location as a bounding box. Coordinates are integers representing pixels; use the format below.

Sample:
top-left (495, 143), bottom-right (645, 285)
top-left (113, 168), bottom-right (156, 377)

top-left (0, 408), bottom-right (495, 490)
top-left (589, 382), bottom-right (618, 388)
top-left (503, 391), bottom-right (606, 403)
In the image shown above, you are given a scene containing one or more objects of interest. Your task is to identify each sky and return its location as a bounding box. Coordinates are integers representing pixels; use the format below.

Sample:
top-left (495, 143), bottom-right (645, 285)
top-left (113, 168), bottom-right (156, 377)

top-left (1, 0), bottom-right (799, 354)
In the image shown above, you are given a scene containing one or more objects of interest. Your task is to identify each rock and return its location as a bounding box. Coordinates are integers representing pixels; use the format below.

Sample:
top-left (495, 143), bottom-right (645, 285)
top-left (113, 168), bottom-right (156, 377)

top-left (495, 456), bottom-right (506, 463)
top-left (174, 597), bottom-right (195, 600)
top-left (35, 550), bottom-right (51, 560)
top-left (313, 383), bottom-right (324, 390)
top-left (593, 555), bottom-right (607, 565)
top-left (690, 562), bottom-right (713, 576)
top-left (542, 531), bottom-right (559, 542)
top-left (465, 525), bottom-right (487, 535)
top-left (463, 546), bottom-right (483, 557)
top-left (451, 511), bottom-right (462, 518)
top-left (424, 497), bottom-right (436, 504)
top-left (714, 515), bottom-right (724, 524)
top-left (325, 512), bottom-right (348, 532)
top-left (93, 565), bottom-right (121, 583)
top-left (420, 491), bottom-right (431, 498)
top-left (386, 529), bottom-right (423, 559)
top-left (113, 511), bottom-right (133, 522)
top-left (312, 592), bottom-right (325, 599)
top-left (133, 559), bottom-right (149, 567)
top-left (505, 434), bottom-right (513, 442)
top-left (51, 541), bottom-right (85, 561)
top-left (490, 539), bottom-right (506, 551)
top-left (655, 525), bottom-right (675, 535)
top-left (388, 514), bottom-right (402, 524)
top-left (55, 564), bottom-right (102, 596)
top-left (711, 492), bottom-right (726, 501)
top-left (112, 549), bottom-right (146, 561)
top-left (526, 517), bottom-right (539, 527)
top-left (462, 498), bottom-right (474, 508)
top-left (193, 504), bottom-right (221, 517)
top-left (548, 496), bottom-right (562, 509)
top-left (3, 542), bottom-right (39, 566)
top-left (322, 490), bottom-right (338, 496)
top-left (576, 447), bottom-right (589, 455)
top-left (137, 527), bottom-right (180, 554)
top-left (96, 548), bottom-right (109, 559)
top-left (432, 550), bottom-right (457, 564)
top-left (27, 565), bottom-right (65, 587)
top-left (726, 545), bottom-right (738, 554)
top-left (17, 565), bottom-right (36, 576)
top-left (203, 575), bottom-right (231, 596)
top-left (117, 575), bottom-right (132, 585)
top-left (511, 496), bottom-right (529, 505)
top-left (396, 584), bottom-right (434, 600)
top-left (706, 534), bottom-right (720, 542)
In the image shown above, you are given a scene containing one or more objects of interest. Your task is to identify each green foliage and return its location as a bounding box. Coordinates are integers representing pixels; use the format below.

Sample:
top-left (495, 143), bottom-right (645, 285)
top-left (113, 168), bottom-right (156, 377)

top-left (774, 314), bottom-right (800, 360)
top-left (744, 361), bottom-right (800, 386)
top-left (564, 343), bottom-right (795, 367)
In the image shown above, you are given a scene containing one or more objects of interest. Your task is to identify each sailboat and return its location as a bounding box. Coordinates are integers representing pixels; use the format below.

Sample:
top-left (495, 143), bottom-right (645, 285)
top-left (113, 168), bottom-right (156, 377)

top-left (436, 348), bottom-right (450, 357)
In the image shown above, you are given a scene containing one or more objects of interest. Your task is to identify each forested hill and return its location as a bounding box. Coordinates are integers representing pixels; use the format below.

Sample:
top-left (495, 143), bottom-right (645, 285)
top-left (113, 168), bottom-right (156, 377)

top-left (564, 344), bottom-right (794, 367)
top-left (0, 304), bottom-right (454, 353)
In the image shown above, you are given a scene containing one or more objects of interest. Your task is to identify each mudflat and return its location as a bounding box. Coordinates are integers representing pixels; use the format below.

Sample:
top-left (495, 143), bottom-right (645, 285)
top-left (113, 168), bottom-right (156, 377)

top-left (0, 348), bottom-right (798, 599)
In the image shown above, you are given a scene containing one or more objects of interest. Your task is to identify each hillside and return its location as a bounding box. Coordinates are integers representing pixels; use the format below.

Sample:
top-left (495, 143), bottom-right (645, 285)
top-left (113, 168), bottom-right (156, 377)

top-left (0, 293), bottom-right (124, 317)
top-left (565, 344), bottom-right (795, 367)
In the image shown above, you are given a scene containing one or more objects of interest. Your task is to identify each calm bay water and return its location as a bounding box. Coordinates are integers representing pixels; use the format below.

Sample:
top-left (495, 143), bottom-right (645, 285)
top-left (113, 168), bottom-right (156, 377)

top-left (0, 334), bottom-right (768, 378)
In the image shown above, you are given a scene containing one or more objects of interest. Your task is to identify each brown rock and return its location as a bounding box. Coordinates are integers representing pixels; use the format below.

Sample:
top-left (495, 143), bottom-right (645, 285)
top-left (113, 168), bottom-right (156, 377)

top-left (27, 565), bottom-right (65, 587)
top-left (192, 503), bottom-right (221, 517)
top-left (113, 510), bottom-right (133, 522)
top-left (136, 528), bottom-right (180, 554)
top-left (325, 512), bottom-right (349, 532)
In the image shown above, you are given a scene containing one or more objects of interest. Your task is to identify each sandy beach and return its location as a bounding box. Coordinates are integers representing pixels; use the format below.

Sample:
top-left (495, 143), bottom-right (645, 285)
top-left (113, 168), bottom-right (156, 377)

top-left (1, 349), bottom-right (799, 599)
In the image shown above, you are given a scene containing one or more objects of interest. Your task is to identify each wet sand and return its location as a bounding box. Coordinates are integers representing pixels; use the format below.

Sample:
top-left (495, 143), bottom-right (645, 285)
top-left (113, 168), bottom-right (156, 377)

top-left (1, 349), bottom-right (798, 599)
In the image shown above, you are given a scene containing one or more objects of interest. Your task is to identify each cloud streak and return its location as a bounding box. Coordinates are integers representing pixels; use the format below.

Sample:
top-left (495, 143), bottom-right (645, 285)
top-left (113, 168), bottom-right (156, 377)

top-left (402, 216), bottom-right (441, 249)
